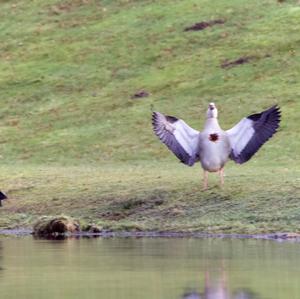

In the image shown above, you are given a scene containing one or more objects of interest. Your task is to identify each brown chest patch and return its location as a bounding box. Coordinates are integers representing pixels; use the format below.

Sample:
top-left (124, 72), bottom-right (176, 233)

top-left (209, 133), bottom-right (219, 142)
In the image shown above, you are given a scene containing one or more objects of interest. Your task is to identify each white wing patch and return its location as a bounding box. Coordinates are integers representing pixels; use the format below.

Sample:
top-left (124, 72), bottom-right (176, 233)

top-left (226, 118), bottom-right (255, 157)
top-left (173, 120), bottom-right (199, 157)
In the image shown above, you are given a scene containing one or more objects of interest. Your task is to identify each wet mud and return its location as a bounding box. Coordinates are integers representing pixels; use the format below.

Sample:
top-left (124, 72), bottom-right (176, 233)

top-left (1, 229), bottom-right (300, 241)
top-left (184, 19), bottom-right (225, 31)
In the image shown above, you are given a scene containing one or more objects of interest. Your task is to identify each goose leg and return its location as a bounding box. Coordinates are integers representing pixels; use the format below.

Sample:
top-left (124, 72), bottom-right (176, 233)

top-left (219, 168), bottom-right (224, 187)
top-left (203, 170), bottom-right (208, 190)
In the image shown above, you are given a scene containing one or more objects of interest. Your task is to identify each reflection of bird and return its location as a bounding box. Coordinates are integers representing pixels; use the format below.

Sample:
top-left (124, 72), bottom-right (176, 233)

top-left (234, 290), bottom-right (257, 299)
top-left (182, 290), bottom-right (257, 299)
top-left (152, 103), bottom-right (280, 189)
top-left (182, 292), bottom-right (201, 299)
top-left (181, 270), bottom-right (259, 299)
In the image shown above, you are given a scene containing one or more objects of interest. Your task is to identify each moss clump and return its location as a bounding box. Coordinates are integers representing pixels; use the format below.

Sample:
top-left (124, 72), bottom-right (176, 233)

top-left (33, 216), bottom-right (80, 236)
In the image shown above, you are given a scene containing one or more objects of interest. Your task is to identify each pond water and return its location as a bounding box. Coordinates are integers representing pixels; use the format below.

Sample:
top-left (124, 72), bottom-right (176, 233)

top-left (0, 236), bottom-right (299, 299)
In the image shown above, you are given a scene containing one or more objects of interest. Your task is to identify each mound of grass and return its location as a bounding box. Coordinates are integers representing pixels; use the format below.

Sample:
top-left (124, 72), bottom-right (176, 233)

top-left (33, 215), bottom-right (80, 236)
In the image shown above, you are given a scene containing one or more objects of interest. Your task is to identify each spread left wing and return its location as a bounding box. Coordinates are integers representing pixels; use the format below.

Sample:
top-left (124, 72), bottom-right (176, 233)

top-left (152, 112), bottom-right (200, 166)
top-left (226, 105), bottom-right (281, 164)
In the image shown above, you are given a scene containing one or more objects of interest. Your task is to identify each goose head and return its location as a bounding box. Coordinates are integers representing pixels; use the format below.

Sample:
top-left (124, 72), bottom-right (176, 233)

top-left (206, 102), bottom-right (218, 119)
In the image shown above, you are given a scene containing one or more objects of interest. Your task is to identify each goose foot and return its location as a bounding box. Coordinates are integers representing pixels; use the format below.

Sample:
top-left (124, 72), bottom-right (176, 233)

top-left (219, 168), bottom-right (224, 188)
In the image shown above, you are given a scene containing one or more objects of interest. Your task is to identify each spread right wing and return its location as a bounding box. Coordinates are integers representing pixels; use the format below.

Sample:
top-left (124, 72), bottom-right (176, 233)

top-left (226, 105), bottom-right (281, 164)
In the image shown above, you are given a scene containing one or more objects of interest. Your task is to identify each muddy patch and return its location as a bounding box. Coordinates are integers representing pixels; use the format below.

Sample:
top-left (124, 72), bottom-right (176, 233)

top-left (0, 228), bottom-right (32, 236)
top-left (221, 54), bottom-right (271, 69)
top-left (49, 0), bottom-right (94, 15)
top-left (131, 90), bottom-right (149, 99)
top-left (101, 196), bottom-right (165, 220)
top-left (221, 56), bottom-right (254, 69)
top-left (2, 229), bottom-right (300, 242)
top-left (184, 19), bottom-right (225, 31)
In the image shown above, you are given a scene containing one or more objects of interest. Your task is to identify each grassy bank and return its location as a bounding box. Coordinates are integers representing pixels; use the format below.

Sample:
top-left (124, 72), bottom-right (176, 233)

top-left (0, 0), bottom-right (299, 232)
top-left (0, 161), bottom-right (299, 233)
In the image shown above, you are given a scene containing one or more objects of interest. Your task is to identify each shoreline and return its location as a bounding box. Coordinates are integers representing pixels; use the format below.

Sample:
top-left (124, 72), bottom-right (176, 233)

top-left (1, 229), bottom-right (300, 241)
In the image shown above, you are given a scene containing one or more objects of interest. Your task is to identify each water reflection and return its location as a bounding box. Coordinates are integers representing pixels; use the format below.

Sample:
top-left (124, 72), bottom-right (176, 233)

top-left (182, 269), bottom-right (259, 299)
top-left (1, 237), bottom-right (300, 299)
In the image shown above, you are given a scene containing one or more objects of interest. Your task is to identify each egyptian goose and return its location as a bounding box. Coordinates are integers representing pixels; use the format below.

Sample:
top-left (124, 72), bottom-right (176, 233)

top-left (152, 103), bottom-right (281, 189)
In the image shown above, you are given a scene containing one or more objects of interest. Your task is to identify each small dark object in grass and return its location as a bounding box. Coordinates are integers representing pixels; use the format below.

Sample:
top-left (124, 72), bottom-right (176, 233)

top-left (184, 19), bottom-right (225, 31)
top-left (0, 191), bottom-right (7, 207)
top-left (154, 198), bottom-right (164, 206)
top-left (221, 56), bottom-right (254, 69)
top-left (82, 224), bottom-right (102, 233)
top-left (131, 90), bottom-right (149, 99)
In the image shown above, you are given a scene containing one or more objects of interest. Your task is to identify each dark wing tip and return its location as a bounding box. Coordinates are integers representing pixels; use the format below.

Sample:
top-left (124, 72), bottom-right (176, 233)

top-left (152, 112), bottom-right (180, 129)
top-left (269, 104), bottom-right (281, 117)
top-left (247, 104), bottom-right (281, 122)
top-left (152, 111), bottom-right (158, 120)
top-left (151, 111), bottom-right (160, 126)
top-left (0, 191), bottom-right (7, 200)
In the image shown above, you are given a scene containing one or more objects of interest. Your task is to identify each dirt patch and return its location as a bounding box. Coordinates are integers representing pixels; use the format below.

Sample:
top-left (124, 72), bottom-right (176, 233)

top-left (221, 56), bottom-right (254, 69)
top-left (49, 0), bottom-right (95, 15)
top-left (131, 90), bottom-right (149, 99)
top-left (184, 19), bottom-right (225, 31)
top-left (162, 205), bottom-right (186, 217)
top-left (221, 54), bottom-right (272, 69)
top-left (101, 196), bottom-right (165, 220)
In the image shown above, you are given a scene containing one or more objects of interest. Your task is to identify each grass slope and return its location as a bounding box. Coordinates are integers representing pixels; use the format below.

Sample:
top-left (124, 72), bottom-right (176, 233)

top-left (0, 0), bottom-right (299, 232)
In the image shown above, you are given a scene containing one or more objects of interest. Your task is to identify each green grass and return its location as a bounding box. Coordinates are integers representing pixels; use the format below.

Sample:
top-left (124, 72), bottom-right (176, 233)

top-left (0, 0), bottom-right (299, 232)
top-left (0, 162), bottom-right (299, 233)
